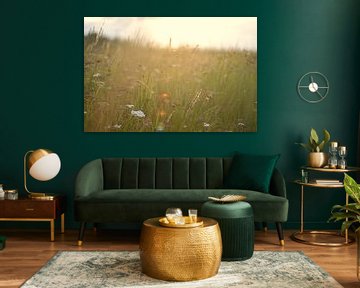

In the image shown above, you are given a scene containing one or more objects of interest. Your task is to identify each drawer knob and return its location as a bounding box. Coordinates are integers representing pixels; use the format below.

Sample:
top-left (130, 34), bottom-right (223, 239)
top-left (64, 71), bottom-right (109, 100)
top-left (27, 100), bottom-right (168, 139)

top-left (25, 208), bottom-right (35, 211)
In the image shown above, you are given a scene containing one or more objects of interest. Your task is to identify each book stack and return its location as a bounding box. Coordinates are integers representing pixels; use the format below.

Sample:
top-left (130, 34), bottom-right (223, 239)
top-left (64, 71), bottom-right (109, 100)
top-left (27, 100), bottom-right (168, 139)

top-left (314, 179), bottom-right (341, 185)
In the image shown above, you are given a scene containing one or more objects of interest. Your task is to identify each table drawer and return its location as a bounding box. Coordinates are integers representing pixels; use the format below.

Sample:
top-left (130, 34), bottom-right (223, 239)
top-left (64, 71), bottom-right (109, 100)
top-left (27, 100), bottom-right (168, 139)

top-left (0, 201), bottom-right (55, 218)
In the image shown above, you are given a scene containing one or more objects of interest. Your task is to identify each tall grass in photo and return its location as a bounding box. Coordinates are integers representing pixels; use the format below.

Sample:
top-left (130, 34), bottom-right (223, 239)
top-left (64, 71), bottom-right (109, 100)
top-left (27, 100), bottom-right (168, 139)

top-left (84, 29), bottom-right (257, 132)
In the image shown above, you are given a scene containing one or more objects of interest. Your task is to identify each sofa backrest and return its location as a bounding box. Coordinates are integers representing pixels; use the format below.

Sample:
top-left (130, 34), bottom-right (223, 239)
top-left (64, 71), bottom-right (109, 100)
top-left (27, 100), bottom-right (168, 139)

top-left (102, 158), bottom-right (234, 189)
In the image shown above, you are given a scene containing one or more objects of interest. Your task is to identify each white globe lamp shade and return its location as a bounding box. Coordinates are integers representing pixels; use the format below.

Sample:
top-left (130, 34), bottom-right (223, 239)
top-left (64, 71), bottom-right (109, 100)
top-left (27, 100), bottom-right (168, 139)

top-left (28, 150), bottom-right (61, 181)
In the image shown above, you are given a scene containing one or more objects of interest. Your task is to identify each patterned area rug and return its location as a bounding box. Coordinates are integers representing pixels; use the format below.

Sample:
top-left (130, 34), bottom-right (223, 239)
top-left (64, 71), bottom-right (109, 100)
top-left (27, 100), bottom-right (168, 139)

top-left (21, 251), bottom-right (342, 288)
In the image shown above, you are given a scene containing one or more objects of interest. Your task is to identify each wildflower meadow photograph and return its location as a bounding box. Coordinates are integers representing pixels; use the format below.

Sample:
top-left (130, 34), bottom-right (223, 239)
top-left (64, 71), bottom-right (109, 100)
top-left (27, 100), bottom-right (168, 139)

top-left (84, 17), bottom-right (257, 132)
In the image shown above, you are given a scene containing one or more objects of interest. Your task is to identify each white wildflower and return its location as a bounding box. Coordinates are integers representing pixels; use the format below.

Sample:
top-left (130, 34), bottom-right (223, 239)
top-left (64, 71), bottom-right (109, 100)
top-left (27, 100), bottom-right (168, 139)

top-left (238, 122), bottom-right (246, 126)
top-left (113, 124), bottom-right (122, 129)
top-left (131, 110), bottom-right (146, 118)
top-left (126, 104), bottom-right (135, 108)
top-left (203, 122), bottom-right (210, 127)
top-left (84, 111), bottom-right (87, 114)
top-left (95, 81), bottom-right (105, 87)
top-left (93, 73), bottom-right (101, 78)
top-left (156, 123), bottom-right (165, 131)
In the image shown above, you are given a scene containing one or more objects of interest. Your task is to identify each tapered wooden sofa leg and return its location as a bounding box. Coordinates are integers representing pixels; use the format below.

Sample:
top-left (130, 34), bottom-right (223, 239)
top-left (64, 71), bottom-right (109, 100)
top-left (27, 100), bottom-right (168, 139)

top-left (262, 222), bottom-right (268, 232)
top-left (276, 222), bottom-right (285, 246)
top-left (78, 222), bottom-right (86, 246)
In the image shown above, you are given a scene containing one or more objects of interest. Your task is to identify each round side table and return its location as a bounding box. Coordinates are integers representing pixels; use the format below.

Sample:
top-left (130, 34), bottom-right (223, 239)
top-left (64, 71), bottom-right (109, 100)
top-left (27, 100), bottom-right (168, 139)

top-left (291, 166), bottom-right (359, 246)
top-left (139, 217), bottom-right (222, 281)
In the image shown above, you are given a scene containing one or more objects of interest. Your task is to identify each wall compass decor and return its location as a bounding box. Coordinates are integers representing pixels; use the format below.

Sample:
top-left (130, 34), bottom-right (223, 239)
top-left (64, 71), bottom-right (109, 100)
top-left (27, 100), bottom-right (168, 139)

top-left (297, 72), bottom-right (329, 103)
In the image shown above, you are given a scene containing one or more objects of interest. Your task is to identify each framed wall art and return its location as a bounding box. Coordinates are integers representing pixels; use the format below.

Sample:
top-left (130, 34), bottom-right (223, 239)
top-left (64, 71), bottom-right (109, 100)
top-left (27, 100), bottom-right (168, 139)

top-left (84, 17), bottom-right (257, 132)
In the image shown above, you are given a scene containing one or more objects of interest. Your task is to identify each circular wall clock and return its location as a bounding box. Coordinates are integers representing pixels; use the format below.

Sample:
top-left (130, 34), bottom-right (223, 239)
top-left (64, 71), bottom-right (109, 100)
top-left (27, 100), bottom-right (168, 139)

top-left (297, 72), bottom-right (329, 103)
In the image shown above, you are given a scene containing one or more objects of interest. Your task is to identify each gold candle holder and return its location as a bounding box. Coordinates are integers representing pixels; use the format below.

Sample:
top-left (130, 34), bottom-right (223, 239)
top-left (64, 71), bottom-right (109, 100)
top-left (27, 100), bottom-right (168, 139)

top-left (338, 146), bottom-right (347, 169)
top-left (328, 142), bottom-right (338, 169)
top-left (338, 146), bottom-right (346, 153)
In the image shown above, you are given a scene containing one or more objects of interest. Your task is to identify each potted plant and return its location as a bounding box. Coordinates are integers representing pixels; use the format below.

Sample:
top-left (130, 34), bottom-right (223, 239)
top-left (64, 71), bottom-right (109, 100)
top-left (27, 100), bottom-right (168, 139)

top-left (329, 173), bottom-right (360, 279)
top-left (296, 128), bottom-right (330, 167)
top-left (329, 173), bottom-right (360, 233)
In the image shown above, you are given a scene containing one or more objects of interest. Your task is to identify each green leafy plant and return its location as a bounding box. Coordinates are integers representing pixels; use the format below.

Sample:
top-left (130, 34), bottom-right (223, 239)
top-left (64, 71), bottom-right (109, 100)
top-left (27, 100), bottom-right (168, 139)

top-left (296, 128), bottom-right (331, 152)
top-left (329, 173), bottom-right (360, 233)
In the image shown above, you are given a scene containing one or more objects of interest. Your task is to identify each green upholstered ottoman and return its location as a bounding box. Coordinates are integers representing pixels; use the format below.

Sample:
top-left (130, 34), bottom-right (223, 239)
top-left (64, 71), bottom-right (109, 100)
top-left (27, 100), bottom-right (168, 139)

top-left (201, 201), bottom-right (254, 261)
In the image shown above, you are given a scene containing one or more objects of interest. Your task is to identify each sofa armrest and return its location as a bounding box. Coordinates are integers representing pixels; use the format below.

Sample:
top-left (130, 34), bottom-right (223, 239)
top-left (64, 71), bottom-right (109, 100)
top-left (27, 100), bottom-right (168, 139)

top-left (75, 159), bottom-right (104, 199)
top-left (269, 168), bottom-right (287, 198)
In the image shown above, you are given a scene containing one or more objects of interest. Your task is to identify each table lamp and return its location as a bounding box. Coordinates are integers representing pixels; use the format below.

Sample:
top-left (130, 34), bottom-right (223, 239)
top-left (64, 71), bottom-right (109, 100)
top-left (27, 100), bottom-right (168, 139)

top-left (24, 148), bottom-right (61, 199)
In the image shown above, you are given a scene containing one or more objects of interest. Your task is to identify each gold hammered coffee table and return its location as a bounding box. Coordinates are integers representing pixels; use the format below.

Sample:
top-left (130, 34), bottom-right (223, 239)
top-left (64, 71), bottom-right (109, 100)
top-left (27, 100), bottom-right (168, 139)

top-left (139, 217), bottom-right (222, 281)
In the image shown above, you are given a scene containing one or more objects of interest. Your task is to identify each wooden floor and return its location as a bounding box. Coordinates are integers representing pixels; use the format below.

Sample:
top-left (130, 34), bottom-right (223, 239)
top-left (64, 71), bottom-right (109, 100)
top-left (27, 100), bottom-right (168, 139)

top-left (0, 228), bottom-right (358, 288)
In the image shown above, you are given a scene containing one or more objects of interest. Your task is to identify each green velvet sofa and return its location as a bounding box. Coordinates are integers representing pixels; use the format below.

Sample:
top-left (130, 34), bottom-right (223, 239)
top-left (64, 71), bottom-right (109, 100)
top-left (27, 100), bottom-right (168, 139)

top-left (74, 157), bottom-right (288, 245)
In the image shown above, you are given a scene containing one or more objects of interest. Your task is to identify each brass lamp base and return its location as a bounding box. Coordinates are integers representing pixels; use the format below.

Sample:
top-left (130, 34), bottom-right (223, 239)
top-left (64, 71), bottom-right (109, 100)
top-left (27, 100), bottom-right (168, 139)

top-left (28, 193), bottom-right (55, 200)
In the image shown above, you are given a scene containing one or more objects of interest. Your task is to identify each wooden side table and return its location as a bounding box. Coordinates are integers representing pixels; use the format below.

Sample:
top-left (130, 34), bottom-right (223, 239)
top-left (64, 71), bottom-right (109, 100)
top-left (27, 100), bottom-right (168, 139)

top-left (0, 195), bottom-right (66, 241)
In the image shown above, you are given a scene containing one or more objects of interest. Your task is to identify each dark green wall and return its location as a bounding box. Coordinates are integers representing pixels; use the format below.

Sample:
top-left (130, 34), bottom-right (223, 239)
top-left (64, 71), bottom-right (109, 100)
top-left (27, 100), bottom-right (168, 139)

top-left (1, 0), bottom-right (359, 230)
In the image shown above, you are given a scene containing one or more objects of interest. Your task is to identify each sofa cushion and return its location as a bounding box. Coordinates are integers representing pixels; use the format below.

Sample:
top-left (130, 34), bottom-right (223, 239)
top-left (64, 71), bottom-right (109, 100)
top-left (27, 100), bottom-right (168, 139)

top-left (224, 153), bottom-right (280, 193)
top-left (75, 188), bottom-right (288, 222)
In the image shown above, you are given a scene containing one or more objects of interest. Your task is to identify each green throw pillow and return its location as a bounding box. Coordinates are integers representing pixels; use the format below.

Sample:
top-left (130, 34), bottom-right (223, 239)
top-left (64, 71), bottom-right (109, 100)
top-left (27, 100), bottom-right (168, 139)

top-left (224, 153), bottom-right (280, 193)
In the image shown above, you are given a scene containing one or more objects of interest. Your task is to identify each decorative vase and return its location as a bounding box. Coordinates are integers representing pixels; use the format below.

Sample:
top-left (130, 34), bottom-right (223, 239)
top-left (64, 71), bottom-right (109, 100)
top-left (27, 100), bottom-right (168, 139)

top-left (308, 152), bottom-right (328, 168)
